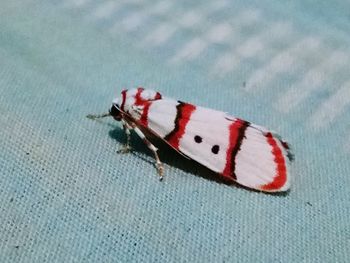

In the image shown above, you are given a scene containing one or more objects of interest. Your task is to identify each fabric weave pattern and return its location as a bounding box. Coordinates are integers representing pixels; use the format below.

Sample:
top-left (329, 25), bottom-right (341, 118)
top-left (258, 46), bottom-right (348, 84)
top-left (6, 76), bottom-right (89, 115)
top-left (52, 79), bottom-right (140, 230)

top-left (0, 1), bottom-right (349, 262)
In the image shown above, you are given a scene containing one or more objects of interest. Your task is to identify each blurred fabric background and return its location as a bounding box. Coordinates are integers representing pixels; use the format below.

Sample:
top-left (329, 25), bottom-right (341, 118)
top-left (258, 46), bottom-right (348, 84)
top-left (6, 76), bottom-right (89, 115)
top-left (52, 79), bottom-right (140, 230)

top-left (1, 1), bottom-right (349, 262)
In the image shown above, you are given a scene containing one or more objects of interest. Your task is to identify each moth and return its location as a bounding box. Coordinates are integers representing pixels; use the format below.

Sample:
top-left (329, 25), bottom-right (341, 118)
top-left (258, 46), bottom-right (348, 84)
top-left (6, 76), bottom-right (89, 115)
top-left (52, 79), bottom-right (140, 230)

top-left (87, 87), bottom-right (293, 192)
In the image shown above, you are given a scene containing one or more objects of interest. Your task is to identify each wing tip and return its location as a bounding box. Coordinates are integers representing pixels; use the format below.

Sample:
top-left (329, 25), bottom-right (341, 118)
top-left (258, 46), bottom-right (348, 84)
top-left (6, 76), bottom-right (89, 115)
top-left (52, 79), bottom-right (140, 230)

top-left (231, 128), bottom-right (293, 193)
top-left (258, 132), bottom-right (292, 193)
top-left (258, 173), bottom-right (291, 192)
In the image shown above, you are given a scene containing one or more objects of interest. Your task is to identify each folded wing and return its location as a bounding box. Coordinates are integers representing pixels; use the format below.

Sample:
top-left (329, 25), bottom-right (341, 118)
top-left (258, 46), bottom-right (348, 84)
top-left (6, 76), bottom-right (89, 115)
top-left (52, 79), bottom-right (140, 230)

top-left (138, 99), bottom-right (292, 192)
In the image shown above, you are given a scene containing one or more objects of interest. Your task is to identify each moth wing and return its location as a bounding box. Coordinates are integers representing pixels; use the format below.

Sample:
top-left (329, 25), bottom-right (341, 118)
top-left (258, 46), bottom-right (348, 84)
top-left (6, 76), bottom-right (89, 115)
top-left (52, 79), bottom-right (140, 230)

top-left (126, 98), bottom-right (192, 159)
top-left (144, 100), bottom-right (292, 192)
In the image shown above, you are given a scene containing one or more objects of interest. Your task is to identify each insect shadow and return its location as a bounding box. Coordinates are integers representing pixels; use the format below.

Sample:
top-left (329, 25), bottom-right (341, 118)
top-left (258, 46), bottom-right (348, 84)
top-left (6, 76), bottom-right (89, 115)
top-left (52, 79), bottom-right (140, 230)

top-left (108, 126), bottom-right (232, 183)
top-left (108, 125), bottom-right (289, 196)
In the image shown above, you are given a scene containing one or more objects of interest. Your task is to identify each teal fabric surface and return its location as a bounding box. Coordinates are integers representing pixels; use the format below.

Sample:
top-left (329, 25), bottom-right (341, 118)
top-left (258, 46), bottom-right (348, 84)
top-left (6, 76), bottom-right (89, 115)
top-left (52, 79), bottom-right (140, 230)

top-left (1, 1), bottom-right (349, 262)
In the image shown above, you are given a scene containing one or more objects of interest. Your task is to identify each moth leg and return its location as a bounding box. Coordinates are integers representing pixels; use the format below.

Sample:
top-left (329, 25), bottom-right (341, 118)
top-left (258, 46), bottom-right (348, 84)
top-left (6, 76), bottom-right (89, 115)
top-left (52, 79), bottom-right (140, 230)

top-left (131, 125), bottom-right (164, 181)
top-left (117, 120), bottom-right (133, 154)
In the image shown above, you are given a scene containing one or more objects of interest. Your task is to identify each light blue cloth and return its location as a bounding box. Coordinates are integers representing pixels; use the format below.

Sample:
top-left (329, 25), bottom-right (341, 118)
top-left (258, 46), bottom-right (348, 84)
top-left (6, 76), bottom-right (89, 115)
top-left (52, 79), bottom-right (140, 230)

top-left (1, 1), bottom-right (349, 262)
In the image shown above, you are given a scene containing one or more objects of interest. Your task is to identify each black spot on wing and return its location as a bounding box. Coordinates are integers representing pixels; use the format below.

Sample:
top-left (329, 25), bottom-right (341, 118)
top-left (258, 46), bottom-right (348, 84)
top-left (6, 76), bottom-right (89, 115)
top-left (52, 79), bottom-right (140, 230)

top-left (211, 145), bottom-right (220, 154)
top-left (194, 135), bottom-right (202, 143)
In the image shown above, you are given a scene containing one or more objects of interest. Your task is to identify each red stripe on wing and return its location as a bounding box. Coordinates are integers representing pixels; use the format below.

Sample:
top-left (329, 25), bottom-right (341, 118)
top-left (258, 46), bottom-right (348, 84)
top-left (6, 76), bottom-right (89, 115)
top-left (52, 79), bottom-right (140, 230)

top-left (120, 90), bottom-right (127, 111)
top-left (164, 102), bottom-right (196, 149)
top-left (140, 102), bottom-right (151, 127)
top-left (222, 120), bottom-right (248, 180)
top-left (260, 132), bottom-right (287, 191)
top-left (134, 87), bottom-right (145, 105)
top-left (133, 88), bottom-right (163, 127)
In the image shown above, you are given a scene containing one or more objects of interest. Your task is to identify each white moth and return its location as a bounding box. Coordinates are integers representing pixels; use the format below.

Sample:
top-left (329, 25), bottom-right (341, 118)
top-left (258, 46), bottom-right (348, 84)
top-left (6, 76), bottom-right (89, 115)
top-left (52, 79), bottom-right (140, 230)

top-left (87, 88), bottom-right (293, 192)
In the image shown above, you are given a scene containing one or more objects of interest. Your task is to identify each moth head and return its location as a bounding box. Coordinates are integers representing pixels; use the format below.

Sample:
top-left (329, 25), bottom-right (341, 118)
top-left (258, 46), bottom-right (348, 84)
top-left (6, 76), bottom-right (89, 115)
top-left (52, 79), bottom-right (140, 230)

top-left (110, 98), bottom-right (122, 121)
top-left (110, 88), bottom-right (163, 121)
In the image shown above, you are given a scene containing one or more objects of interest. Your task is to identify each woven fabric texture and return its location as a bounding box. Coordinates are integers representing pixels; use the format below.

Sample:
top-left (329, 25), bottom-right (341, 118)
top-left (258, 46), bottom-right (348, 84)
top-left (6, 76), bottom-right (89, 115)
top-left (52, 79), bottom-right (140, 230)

top-left (1, 1), bottom-right (349, 262)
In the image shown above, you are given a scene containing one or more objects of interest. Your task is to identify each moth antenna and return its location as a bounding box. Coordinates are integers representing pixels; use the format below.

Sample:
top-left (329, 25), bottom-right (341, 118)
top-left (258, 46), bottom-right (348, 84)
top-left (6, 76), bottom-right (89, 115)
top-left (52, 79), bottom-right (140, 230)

top-left (86, 112), bottom-right (111, 120)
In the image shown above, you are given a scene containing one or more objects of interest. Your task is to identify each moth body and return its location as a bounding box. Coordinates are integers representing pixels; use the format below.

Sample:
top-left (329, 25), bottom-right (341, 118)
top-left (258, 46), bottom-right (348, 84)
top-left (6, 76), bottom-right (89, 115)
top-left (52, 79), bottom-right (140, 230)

top-left (107, 87), bottom-right (293, 192)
